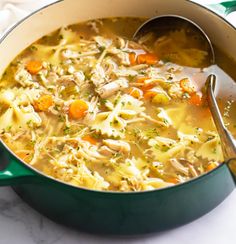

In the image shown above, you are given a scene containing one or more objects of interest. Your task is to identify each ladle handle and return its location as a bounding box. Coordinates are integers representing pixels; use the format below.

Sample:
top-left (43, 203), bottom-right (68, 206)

top-left (206, 74), bottom-right (236, 161)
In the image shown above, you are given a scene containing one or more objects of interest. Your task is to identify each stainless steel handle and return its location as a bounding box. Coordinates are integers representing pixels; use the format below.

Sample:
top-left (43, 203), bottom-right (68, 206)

top-left (206, 74), bottom-right (236, 161)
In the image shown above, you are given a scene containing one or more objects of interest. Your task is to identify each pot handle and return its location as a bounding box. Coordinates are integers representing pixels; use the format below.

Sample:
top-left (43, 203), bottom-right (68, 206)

top-left (206, 1), bottom-right (236, 16)
top-left (0, 144), bottom-right (40, 186)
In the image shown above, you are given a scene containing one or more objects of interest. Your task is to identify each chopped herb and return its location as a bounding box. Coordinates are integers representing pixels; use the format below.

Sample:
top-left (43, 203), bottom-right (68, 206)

top-left (28, 140), bottom-right (36, 146)
top-left (113, 119), bottom-right (118, 124)
top-left (114, 99), bottom-right (119, 106)
top-left (100, 98), bottom-right (107, 105)
top-left (91, 133), bottom-right (101, 139)
top-left (26, 120), bottom-right (33, 127)
top-left (98, 45), bottom-right (106, 52)
top-left (114, 152), bottom-right (122, 158)
top-left (126, 161), bottom-right (131, 166)
top-left (54, 105), bottom-right (60, 111)
top-left (154, 144), bottom-right (160, 150)
top-left (163, 119), bottom-right (169, 125)
top-left (5, 125), bottom-right (12, 131)
top-left (58, 115), bottom-right (65, 122)
top-left (30, 45), bottom-right (38, 51)
top-left (132, 128), bottom-right (141, 137)
top-left (144, 128), bottom-right (159, 138)
top-left (63, 126), bottom-right (71, 134)
top-left (84, 91), bottom-right (90, 98)
top-left (49, 63), bottom-right (53, 71)
top-left (128, 75), bottom-right (135, 81)
top-left (161, 145), bottom-right (169, 152)
top-left (206, 136), bottom-right (215, 142)
top-left (48, 88), bottom-right (54, 92)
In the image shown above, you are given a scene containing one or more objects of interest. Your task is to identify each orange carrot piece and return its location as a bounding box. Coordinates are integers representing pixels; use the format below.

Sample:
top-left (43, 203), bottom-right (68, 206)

top-left (26, 60), bottom-right (43, 75)
top-left (129, 87), bottom-right (143, 99)
top-left (136, 77), bottom-right (155, 91)
top-left (136, 77), bottom-right (149, 84)
top-left (206, 162), bottom-right (218, 172)
top-left (82, 135), bottom-right (98, 145)
top-left (189, 92), bottom-right (202, 106)
top-left (137, 53), bottom-right (158, 65)
top-left (34, 95), bottom-right (53, 112)
top-left (144, 90), bottom-right (158, 100)
top-left (180, 78), bottom-right (196, 94)
top-left (69, 99), bottom-right (88, 120)
top-left (167, 177), bottom-right (179, 184)
top-left (16, 152), bottom-right (31, 162)
top-left (136, 54), bottom-right (147, 64)
top-left (129, 52), bottom-right (136, 66)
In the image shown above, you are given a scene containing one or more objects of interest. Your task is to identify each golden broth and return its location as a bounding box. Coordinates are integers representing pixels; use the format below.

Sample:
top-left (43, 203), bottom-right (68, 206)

top-left (0, 17), bottom-right (235, 191)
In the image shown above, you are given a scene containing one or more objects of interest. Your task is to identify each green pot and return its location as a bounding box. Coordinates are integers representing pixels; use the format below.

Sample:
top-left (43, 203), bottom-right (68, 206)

top-left (0, 0), bottom-right (236, 235)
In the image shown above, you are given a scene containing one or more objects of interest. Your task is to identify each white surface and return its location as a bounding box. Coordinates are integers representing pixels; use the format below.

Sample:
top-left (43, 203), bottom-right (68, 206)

top-left (0, 187), bottom-right (235, 244)
top-left (0, 0), bottom-right (236, 243)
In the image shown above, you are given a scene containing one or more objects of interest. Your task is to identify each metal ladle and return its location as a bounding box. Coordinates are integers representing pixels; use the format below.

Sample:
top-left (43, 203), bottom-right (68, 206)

top-left (134, 15), bottom-right (236, 163)
top-left (206, 74), bottom-right (236, 164)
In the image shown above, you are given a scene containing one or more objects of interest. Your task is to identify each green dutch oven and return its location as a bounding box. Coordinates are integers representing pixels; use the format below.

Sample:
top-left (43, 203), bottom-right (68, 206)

top-left (0, 0), bottom-right (236, 235)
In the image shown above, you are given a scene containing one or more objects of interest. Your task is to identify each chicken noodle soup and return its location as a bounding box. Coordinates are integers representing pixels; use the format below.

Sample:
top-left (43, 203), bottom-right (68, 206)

top-left (0, 18), bottom-right (235, 191)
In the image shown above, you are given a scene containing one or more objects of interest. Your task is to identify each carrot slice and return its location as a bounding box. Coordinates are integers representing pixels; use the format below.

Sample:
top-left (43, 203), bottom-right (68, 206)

top-left (136, 77), bottom-right (155, 91)
top-left (189, 92), bottom-right (202, 106)
top-left (69, 99), bottom-right (88, 119)
top-left (82, 135), bottom-right (98, 145)
top-left (167, 177), bottom-right (179, 184)
top-left (129, 87), bottom-right (143, 99)
top-left (34, 95), bottom-right (53, 112)
top-left (137, 53), bottom-right (158, 65)
top-left (180, 78), bottom-right (196, 94)
top-left (26, 60), bottom-right (43, 75)
top-left (144, 90), bottom-right (158, 100)
top-left (16, 152), bottom-right (31, 162)
top-left (129, 52), bottom-right (136, 66)
top-left (206, 162), bottom-right (218, 171)
top-left (136, 77), bottom-right (149, 84)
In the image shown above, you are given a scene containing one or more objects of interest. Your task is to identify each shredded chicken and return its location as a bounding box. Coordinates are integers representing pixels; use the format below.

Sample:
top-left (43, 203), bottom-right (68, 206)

top-left (96, 78), bottom-right (128, 98)
top-left (103, 139), bottom-right (131, 154)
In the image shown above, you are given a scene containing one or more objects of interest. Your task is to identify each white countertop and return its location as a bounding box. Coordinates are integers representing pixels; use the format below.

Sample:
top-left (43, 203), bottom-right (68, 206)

top-left (0, 187), bottom-right (236, 244)
top-left (0, 1), bottom-right (236, 243)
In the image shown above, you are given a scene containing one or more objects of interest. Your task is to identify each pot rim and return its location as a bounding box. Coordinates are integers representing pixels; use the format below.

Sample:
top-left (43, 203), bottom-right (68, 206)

top-left (0, 0), bottom-right (234, 195)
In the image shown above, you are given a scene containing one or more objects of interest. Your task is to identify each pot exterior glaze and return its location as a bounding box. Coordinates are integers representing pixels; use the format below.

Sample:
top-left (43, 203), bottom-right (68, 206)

top-left (0, 0), bottom-right (236, 234)
top-left (12, 165), bottom-right (235, 234)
